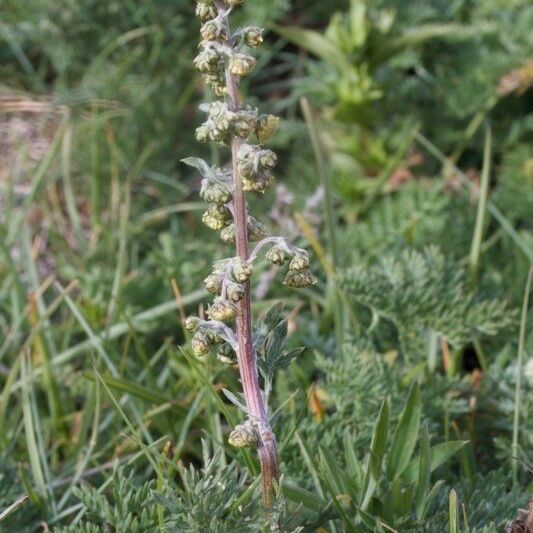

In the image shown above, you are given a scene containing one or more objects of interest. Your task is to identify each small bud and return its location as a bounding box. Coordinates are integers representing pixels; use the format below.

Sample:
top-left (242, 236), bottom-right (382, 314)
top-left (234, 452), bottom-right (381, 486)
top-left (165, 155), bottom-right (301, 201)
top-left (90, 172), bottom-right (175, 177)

top-left (259, 150), bottom-right (277, 170)
top-left (225, 0), bottom-right (244, 8)
top-left (184, 316), bottom-right (201, 332)
top-left (247, 217), bottom-right (268, 241)
top-left (242, 172), bottom-right (274, 193)
top-left (204, 273), bottom-right (223, 295)
top-left (229, 53), bottom-right (256, 76)
top-left (203, 74), bottom-right (227, 96)
top-left (256, 114), bottom-right (280, 144)
top-left (243, 26), bottom-right (264, 47)
top-left (200, 19), bottom-right (226, 41)
top-left (200, 180), bottom-right (232, 205)
top-left (227, 281), bottom-right (245, 302)
top-left (195, 124), bottom-right (210, 143)
top-left (266, 244), bottom-right (288, 266)
top-left (195, 2), bottom-right (217, 22)
top-left (232, 258), bottom-right (253, 283)
top-left (202, 204), bottom-right (232, 230)
top-left (193, 43), bottom-right (221, 74)
top-left (208, 297), bottom-right (238, 322)
top-left (228, 421), bottom-right (258, 448)
top-left (289, 250), bottom-right (310, 271)
top-left (283, 269), bottom-right (317, 288)
top-left (191, 331), bottom-right (211, 356)
top-left (220, 224), bottom-right (236, 243)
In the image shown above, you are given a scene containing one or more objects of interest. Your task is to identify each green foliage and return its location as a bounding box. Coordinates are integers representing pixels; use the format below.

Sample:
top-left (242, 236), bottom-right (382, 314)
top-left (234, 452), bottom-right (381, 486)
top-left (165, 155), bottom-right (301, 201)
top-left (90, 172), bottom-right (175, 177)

top-left (284, 384), bottom-right (466, 531)
top-left (340, 246), bottom-right (515, 355)
top-left (56, 469), bottom-right (159, 532)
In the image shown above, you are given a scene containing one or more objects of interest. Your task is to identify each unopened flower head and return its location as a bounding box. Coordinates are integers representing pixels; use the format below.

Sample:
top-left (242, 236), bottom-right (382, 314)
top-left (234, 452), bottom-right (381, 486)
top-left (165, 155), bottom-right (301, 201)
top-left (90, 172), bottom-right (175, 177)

top-left (229, 53), bottom-right (256, 76)
top-left (228, 420), bottom-right (258, 448)
top-left (192, 331), bottom-right (211, 356)
top-left (227, 281), bottom-right (246, 302)
top-left (202, 204), bottom-right (232, 230)
top-left (200, 180), bottom-right (232, 205)
top-left (232, 258), bottom-right (253, 283)
top-left (243, 27), bottom-right (264, 47)
top-left (266, 244), bottom-right (289, 266)
top-left (204, 273), bottom-right (223, 295)
top-left (184, 316), bottom-right (201, 333)
top-left (195, 2), bottom-right (217, 22)
top-left (208, 297), bottom-right (238, 322)
top-left (256, 114), bottom-right (280, 144)
top-left (283, 269), bottom-right (317, 288)
top-left (289, 249), bottom-right (310, 271)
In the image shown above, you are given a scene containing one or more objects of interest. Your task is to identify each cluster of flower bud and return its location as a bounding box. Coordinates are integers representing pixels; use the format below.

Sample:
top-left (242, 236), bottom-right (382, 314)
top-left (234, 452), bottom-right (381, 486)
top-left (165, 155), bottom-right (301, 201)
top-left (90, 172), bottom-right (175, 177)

top-left (196, 102), bottom-right (260, 145)
top-left (220, 216), bottom-right (267, 244)
top-left (203, 258), bottom-right (253, 300)
top-left (261, 238), bottom-right (317, 288)
top-left (194, 1), bottom-right (261, 96)
top-left (237, 143), bottom-right (277, 193)
top-left (184, 315), bottom-right (237, 361)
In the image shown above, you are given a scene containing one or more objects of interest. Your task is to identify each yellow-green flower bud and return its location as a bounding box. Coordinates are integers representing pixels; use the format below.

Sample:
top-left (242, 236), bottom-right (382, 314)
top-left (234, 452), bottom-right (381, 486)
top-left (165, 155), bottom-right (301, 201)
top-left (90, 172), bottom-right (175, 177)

top-left (289, 250), bottom-right (310, 271)
top-left (232, 258), bottom-right (253, 283)
top-left (220, 224), bottom-right (236, 244)
top-left (243, 27), bottom-right (264, 47)
top-left (228, 421), bottom-right (258, 448)
top-left (256, 114), bottom-right (280, 144)
top-left (247, 217), bottom-right (267, 241)
top-left (195, 2), bottom-right (217, 22)
top-left (184, 316), bottom-right (201, 332)
top-left (200, 19), bottom-right (226, 41)
top-left (202, 204), bottom-right (232, 230)
top-left (227, 281), bottom-right (245, 302)
top-left (242, 172), bottom-right (274, 193)
top-left (192, 331), bottom-right (211, 356)
top-left (283, 269), bottom-right (317, 288)
top-left (225, 0), bottom-right (244, 8)
top-left (208, 298), bottom-right (238, 322)
top-left (200, 181), bottom-right (232, 204)
top-left (229, 53), bottom-right (256, 76)
top-left (266, 244), bottom-right (288, 266)
top-left (195, 124), bottom-right (210, 143)
top-left (203, 273), bottom-right (223, 295)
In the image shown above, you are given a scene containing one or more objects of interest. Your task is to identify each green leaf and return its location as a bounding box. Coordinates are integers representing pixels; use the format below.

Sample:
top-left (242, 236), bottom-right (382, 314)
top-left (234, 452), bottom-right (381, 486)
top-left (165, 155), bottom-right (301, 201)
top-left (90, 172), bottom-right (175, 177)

top-left (271, 24), bottom-right (352, 71)
top-left (449, 489), bottom-right (459, 533)
top-left (403, 441), bottom-right (468, 484)
top-left (370, 398), bottom-right (389, 479)
top-left (386, 382), bottom-right (422, 480)
top-left (415, 425), bottom-right (431, 520)
top-left (181, 157), bottom-right (214, 178)
top-left (361, 399), bottom-right (389, 508)
top-left (82, 372), bottom-right (173, 407)
top-left (343, 428), bottom-right (363, 496)
top-left (282, 482), bottom-right (328, 512)
top-left (319, 445), bottom-right (351, 496)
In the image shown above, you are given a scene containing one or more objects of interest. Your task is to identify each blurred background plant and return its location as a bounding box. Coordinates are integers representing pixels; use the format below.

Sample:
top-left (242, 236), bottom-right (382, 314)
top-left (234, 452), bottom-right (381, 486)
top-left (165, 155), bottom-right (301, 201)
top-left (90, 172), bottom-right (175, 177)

top-left (0, 0), bottom-right (531, 530)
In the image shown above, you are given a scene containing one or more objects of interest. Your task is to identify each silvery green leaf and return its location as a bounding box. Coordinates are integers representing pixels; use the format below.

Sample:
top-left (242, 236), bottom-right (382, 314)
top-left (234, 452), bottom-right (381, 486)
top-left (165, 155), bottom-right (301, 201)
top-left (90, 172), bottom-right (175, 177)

top-left (181, 157), bottom-right (215, 178)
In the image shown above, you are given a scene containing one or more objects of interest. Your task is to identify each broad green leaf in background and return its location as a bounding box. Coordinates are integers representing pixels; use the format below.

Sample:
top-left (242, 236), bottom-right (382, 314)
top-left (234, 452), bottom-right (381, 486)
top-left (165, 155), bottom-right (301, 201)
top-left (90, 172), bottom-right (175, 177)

top-left (386, 382), bottom-right (422, 480)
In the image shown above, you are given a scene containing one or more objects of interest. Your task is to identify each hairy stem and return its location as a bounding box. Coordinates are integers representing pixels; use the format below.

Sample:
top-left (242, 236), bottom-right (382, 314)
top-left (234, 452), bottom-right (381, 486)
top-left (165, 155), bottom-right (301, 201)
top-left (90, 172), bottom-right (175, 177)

top-left (220, 7), bottom-right (279, 505)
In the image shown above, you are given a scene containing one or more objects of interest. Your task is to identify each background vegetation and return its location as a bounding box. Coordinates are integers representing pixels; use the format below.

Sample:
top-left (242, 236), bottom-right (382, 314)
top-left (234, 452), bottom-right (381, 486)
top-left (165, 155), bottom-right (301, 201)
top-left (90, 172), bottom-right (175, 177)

top-left (0, 0), bottom-right (531, 530)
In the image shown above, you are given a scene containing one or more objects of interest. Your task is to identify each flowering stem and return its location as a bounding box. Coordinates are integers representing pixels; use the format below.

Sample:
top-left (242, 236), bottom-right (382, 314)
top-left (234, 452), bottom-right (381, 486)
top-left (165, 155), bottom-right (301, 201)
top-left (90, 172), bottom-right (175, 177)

top-left (220, 6), bottom-right (279, 505)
